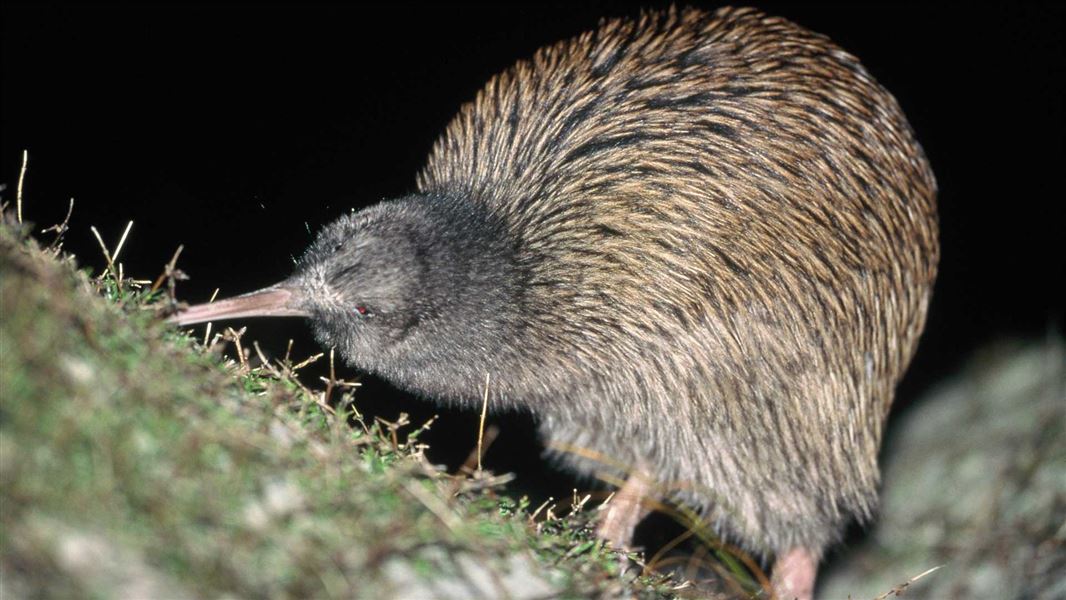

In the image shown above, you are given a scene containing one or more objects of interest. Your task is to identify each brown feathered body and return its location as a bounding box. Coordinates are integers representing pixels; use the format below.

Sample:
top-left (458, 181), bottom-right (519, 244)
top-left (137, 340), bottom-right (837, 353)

top-left (416, 6), bottom-right (938, 557)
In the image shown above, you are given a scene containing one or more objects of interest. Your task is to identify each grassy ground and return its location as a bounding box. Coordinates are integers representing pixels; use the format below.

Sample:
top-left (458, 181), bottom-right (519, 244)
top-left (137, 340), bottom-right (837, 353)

top-left (0, 210), bottom-right (701, 599)
top-left (6, 187), bottom-right (1060, 599)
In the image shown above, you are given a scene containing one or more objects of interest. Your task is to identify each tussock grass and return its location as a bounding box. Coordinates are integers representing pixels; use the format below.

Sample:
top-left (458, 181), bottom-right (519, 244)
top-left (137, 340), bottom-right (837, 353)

top-left (0, 190), bottom-right (694, 597)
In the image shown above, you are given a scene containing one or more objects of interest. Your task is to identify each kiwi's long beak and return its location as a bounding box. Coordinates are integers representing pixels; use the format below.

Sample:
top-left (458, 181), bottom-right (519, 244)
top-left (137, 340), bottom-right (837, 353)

top-left (168, 285), bottom-right (310, 326)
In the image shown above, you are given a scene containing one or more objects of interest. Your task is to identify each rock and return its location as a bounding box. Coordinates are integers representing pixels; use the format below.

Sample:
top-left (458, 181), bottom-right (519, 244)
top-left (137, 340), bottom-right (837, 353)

top-left (820, 338), bottom-right (1066, 598)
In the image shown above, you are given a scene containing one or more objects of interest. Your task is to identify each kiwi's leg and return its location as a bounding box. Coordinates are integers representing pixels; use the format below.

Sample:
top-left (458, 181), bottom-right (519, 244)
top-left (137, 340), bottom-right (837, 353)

top-left (596, 469), bottom-right (654, 549)
top-left (771, 546), bottom-right (818, 600)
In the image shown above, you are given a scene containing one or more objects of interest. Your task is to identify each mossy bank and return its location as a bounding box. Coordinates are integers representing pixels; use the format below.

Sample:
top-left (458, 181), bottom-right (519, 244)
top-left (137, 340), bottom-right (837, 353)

top-left (0, 218), bottom-right (687, 599)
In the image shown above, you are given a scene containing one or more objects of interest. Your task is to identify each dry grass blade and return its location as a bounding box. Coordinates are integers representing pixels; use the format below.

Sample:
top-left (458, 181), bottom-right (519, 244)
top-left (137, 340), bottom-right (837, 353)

top-left (201, 288), bottom-right (220, 345)
top-left (872, 565), bottom-right (944, 600)
top-left (111, 220), bottom-right (134, 265)
top-left (456, 424), bottom-right (500, 486)
top-left (89, 220), bottom-right (134, 292)
top-left (477, 372), bottom-right (490, 473)
top-left (89, 225), bottom-right (116, 277)
top-left (571, 489), bottom-right (592, 512)
top-left (530, 497), bottom-right (555, 522)
top-left (16, 149), bottom-right (27, 225)
top-left (323, 348), bottom-right (337, 404)
top-left (547, 440), bottom-right (637, 476)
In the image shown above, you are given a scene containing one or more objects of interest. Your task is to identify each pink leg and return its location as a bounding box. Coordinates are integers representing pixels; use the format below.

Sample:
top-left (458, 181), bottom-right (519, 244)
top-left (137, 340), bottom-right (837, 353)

top-left (596, 471), bottom-right (654, 549)
top-left (771, 547), bottom-right (818, 600)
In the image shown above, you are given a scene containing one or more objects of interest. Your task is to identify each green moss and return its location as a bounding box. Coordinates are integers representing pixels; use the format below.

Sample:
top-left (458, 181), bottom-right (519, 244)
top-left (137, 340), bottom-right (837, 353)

top-left (0, 217), bottom-right (692, 599)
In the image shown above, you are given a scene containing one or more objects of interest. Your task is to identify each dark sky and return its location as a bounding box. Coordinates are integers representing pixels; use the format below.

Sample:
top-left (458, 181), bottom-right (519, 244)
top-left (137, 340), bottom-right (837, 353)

top-left (3, 3), bottom-right (1063, 475)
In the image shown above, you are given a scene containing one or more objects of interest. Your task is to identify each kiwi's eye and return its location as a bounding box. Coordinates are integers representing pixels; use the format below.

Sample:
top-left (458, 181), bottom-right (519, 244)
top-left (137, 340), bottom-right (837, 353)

top-left (354, 306), bottom-right (370, 317)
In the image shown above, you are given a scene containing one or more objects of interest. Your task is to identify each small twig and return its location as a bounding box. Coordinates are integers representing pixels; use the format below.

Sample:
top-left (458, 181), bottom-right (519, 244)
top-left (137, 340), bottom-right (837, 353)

top-left (41, 197), bottom-right (74, 253)
top-left (151, 246), bottom-right (179, 292)
top-left (223, 326), bottom-right (249, 373)
top-left (273, 357), bottom-right (325, 412)
top-left (252, 342), bottom-right (283, 378)
top-left (375, 413), bottom-right (411, 451)
top-left (318, 347), bottom-right (361, 407)
top-left (151, 244), bottom-right (186, 304)
top-left (16, 149), bottom-right (27, 225)
top-left (282, 348), bottom-right (336, 415)
top-left (291, 352), bottom-right (324, 372)
top-left (265, 341), bottom-right (331, 413)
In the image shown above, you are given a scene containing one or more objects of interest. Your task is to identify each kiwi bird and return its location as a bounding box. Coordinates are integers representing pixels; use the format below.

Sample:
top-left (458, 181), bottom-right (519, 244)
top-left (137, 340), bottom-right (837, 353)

top-left (172, 7), bottom-right (938, 598)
